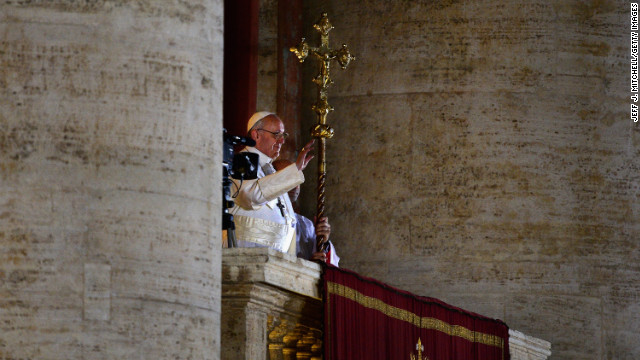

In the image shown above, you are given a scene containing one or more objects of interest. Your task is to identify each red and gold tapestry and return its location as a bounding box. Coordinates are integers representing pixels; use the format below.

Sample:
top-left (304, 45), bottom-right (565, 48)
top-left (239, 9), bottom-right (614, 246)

top-left (323, 265), bottom-right (509, 360)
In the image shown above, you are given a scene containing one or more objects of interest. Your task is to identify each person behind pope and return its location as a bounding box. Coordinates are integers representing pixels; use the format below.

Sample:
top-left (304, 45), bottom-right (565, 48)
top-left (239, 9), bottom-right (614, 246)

top-left (272, 159), bottom-right (340, 266)
top-left (229, 111), bottom-right (315, 254)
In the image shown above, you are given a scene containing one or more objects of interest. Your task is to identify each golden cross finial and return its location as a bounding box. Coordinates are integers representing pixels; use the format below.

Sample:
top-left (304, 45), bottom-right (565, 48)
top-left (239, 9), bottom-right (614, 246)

top-left (410, 338), bottom-right (429, 360)
top-left (290, 13), bottom-right (355, 130)
top-left (290, 13), bottom-right (355, 252)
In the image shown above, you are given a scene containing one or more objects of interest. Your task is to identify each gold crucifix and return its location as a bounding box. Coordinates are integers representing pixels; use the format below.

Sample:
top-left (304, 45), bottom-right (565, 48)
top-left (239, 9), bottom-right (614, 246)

top-left (290, 13), bottom-right (355, 252)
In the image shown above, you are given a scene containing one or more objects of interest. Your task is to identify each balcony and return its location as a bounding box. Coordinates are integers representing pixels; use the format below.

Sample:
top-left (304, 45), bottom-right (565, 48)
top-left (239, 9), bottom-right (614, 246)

top-left (221, 248), bottom-right (551, 360)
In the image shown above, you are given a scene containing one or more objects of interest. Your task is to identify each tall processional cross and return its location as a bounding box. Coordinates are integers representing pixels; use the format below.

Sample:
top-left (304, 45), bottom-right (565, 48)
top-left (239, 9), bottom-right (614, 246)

top-left (290, 13), bottom-right (355, 251)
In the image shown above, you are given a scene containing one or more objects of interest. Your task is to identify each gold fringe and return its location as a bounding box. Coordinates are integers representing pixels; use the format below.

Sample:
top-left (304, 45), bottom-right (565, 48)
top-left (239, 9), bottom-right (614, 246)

top-left (326, 282), bottom-right (504, 349)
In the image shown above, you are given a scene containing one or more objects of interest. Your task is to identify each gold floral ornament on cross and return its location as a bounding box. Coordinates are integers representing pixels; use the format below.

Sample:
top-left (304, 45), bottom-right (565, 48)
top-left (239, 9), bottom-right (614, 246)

top-left (410, 338), bottom-right (429, 360)
top-left (290, 12), bottom-right (355, 252)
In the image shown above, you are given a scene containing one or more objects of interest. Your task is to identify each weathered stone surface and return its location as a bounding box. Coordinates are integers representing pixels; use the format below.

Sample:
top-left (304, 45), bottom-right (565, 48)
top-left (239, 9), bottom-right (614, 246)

top-left (0, 1), bottom-right (223, 359)
top-left (257, 0), bottom-right (279, 112)
top-left (221, 248), bottom-right (323, 360)
top-left (299, 1), bottom-right (637, 358)
top-left (222, 247), bottom-right (322, 299)
top-left (510, 329), bottom-right (552, 360)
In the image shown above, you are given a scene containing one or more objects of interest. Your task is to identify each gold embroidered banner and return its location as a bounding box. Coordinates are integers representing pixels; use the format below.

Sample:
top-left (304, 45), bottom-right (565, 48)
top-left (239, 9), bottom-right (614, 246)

top-left (323, 266), bottom-right (509, 360)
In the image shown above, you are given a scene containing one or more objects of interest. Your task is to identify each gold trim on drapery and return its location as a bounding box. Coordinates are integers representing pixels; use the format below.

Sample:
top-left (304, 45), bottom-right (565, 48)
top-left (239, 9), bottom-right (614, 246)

top-left (327, 282), bottom-right (505, 350)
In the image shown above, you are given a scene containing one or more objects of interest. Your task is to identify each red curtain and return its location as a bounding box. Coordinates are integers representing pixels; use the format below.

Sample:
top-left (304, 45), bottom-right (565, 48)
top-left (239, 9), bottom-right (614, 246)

top-left (323, 266), bottom-right (509, 360)
top-left (223, 0), bottom-right (258, 137)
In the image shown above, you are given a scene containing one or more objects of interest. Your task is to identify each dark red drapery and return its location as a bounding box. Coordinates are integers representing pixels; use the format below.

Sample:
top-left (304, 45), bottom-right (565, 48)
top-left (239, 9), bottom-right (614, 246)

top-left (223, 0), bottom-right (303, 146)
top-left (223, 0), bottom-right (259, 137)
top-left (323, 266), bottom-right (509, 360)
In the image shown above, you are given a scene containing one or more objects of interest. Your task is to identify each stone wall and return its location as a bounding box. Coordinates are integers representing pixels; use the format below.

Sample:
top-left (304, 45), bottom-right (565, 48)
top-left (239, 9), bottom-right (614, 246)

top-left (0, 1), bottom-right (223, 359)
top-left (300, 1), bottom-right (638, 359)
top-left (257, 0), bottom-right (279, 112)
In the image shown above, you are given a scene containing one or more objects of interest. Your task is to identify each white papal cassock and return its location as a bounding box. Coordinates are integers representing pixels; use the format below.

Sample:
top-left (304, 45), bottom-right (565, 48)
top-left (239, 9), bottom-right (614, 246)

top-left (230, 146), bottom-right (304, 253)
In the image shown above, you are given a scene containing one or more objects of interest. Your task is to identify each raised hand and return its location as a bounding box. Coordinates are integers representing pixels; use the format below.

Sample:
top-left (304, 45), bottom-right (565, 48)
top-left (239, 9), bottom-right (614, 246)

top-left (296, 139), bottom-right (315, 170)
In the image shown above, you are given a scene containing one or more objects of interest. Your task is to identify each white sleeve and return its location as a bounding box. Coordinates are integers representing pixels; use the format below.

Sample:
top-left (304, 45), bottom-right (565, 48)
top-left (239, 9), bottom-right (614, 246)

top-left (231, 163), bottom-right (304, 210)
top-left (328, 242), bottom-right (340, 267)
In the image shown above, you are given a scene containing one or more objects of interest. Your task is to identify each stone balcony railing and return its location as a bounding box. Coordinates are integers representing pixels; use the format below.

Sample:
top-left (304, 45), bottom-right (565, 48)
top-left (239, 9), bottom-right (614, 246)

top-left (221, 248), bottom-right (551, 360)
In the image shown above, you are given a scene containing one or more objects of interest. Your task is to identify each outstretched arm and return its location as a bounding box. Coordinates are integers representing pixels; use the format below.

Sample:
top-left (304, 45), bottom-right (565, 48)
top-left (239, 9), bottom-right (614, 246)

top-left (231, 164), bottom-right (304, 210)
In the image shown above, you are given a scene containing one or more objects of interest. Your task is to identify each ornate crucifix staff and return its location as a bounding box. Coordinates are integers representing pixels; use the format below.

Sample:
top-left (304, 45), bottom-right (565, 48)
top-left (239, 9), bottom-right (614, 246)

top-left (290, 13), bottom-right (355, 252)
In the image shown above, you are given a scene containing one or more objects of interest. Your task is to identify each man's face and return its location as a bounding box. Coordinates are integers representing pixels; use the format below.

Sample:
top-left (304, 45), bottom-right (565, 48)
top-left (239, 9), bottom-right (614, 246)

top-left (253, 116), bottom-right (286, 159)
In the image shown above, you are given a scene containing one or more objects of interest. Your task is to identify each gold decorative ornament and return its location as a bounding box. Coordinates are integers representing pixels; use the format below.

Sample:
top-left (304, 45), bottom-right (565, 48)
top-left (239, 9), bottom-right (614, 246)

top-left (267, 315), bottom-right (322, 360)
top-left (410, 338), bottom-right (429, 360)
top-left (290, 13), bottom-right (355, 251)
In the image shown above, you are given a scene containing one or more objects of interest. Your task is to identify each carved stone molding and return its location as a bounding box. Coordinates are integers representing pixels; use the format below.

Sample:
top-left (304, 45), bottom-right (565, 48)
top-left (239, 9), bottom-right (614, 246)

top-left (221, 248), bottom-right (322, 360)
top-left (509, 329), bottom-right (552, 360)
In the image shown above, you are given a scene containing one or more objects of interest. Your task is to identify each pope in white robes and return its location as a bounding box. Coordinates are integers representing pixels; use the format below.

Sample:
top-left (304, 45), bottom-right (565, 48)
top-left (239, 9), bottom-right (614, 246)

top-left (230, 111), bottom-right (314, 253)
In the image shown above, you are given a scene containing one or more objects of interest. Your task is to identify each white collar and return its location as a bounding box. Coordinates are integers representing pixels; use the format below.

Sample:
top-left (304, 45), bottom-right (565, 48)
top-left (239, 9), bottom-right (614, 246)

top-left (244, 146), bottom-right (273, 166)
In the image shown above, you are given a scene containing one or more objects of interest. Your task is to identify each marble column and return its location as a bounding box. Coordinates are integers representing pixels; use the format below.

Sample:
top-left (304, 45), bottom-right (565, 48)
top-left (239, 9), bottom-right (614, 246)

top-left (0, 1), bottom-right (223, 359)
